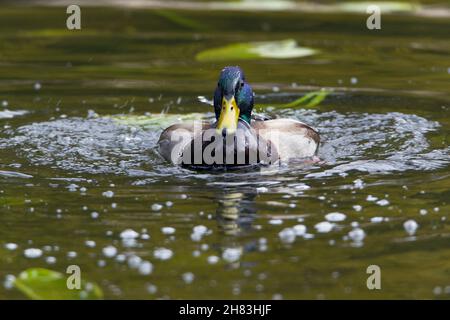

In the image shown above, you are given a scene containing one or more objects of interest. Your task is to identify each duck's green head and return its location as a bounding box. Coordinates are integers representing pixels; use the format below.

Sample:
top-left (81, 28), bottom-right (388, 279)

top-left (213, 66), bottom-right (254, 133)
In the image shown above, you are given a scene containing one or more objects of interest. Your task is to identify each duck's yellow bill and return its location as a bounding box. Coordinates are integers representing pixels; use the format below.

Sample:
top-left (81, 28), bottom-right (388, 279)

top-left (216, 96), bottom-right (240, 134)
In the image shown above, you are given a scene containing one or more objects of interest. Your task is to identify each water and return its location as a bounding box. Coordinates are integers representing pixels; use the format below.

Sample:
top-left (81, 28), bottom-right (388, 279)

top-left (0, 3), bottom-right (449, 299)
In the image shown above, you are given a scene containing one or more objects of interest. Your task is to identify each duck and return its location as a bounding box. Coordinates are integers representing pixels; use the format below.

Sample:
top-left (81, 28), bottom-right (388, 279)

top-left (158, 66), bottom-right (320, 168)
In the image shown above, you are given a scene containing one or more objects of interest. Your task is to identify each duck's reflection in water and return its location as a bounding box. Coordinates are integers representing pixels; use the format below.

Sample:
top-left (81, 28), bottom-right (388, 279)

top-left (216, 190), bottom-right (258, 236)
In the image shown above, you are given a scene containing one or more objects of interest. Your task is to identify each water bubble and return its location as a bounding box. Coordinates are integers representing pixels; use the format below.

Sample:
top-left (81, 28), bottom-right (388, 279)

top-left (91, 211), bottom-right (99, 219)
top-left (46, 256), bottom-right (56, 264)
top-left (1, 100), bottom-right (8, 108)
top-left (102, 190), bottom-right (114, 198)
top-left (128, 255), bottom-right (142, 269)
top-left (115, 254), bottom-right (126, 263)
top-left (314, 221), bottom-right (334, 233)
top-left (120, 229), bottom-right (139, 239)
top-left (85, 240), bottom-right (96, 248)
top-left (353, 179), bottom-right (364, 189)
top-left (269, 219), bottom-right (283, 225)
top-left (376, 199), bottom-right (390, 206)
top-left (370, 217), bottom-right (384, 223)
top-left (97, 260), bottom-right (106, 268)
top-left (147, 284), bottom-right (157, 294)
top-left (4, 275), bottom-right (16, 290)
top-left (154, 248), bottom-right (173, 261)
top-left (165, 201), bottom-right (173, 207)
top-left (325, 212), bottom-right (346, 222)
top-left (193, 225), bottom-right (208, 235)
top-left (278, 228), bottom-right (296, 244)
top-left (366, 195), bottom-right (378, 202)
top-left (102, 245), bottom-right (118, 258)
top-left (138, 261), bottom-right (153, 275)
top-left (419, 209), bottom-right (428, 216)
top-left (151, 203), bottom-right (163, 211)
top-left (5, 243), bottom-right (18, 250)
top-left (34, 82), bottom-right (41, 91)
top-left (182, 272), bottom-right (195, 284)
top-left (24, 248), bottom-right (42, 258)
top-left (403, 219), bottom-right (419, 235)
top-left (353, 205), bottom-right (362, 212)
top-left (348, 228), bottom-right (366, 242)
top-left (293, 224), bottom-right (307, 236)
top-left (161, 227), bottom-right (176, 235)
top-left (67, 251), bottom-right (77, 258)
top-left (350, 77), bottom-right (358, 84)
top-left (207, 256), bottom-right (219, 264)
top-left (222, 248), bottom-right (242, 263)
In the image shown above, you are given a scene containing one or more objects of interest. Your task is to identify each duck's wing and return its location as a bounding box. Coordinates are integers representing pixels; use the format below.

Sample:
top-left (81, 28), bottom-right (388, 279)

top-left (252, 119), bottom-right (320, 161)
top-left (158, 121), bottom-right (212, 164)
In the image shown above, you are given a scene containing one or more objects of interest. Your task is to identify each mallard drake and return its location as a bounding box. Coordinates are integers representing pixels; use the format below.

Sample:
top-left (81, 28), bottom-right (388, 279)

top-left (158, 66), bottom-right (319, 168)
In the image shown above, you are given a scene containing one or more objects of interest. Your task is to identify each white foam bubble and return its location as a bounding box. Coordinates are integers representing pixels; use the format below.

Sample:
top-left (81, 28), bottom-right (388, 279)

top-left (24, 248), bottom-right (42, 258)
top-left (278, 228), bottom-right (296, 244)
top-left (325, 212), bottom-right (346, 222)
top-left (120, 229), bottom-right (139, 239)
top-left (314, 221), bottom-right (334, 233)
top-left (403, 219), bottom-right (419, 235)
top-left (102, 245), bottom-right (117, 258)
top-left (154, 248), bottom-right (173, 260)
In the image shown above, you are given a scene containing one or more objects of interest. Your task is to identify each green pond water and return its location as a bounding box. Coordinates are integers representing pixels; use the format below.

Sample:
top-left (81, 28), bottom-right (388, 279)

top-left (0, 3), bottom-right (449, 299)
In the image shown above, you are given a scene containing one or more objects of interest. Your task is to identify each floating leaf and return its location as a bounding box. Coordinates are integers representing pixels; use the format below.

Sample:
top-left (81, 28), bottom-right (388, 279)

top-left (279, 89), bottom-right (332, 109)
top-left (14, 268), bottom-right (103, 300)
top-left (196, 39), bottom-right (317, 61)
top-left (109, 113), bottom-right (207, 129)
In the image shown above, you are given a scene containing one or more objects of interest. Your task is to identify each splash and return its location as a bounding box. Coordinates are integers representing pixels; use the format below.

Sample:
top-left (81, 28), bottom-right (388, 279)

top-left (0, 109), bottom-right (448, 179)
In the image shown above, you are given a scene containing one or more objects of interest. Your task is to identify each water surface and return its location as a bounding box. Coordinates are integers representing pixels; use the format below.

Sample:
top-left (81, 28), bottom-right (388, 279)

top-left (0, 4), bottom-right (449, 299)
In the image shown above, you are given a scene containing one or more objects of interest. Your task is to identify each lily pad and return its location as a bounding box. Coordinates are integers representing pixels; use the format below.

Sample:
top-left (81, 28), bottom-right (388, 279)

top-left (196, 39), bottom-right (317, 61)
top-left (13, 268), bottom-right (103, 300)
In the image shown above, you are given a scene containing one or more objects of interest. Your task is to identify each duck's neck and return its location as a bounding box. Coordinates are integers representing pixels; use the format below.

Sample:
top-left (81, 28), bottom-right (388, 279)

top-left (239, 114), bottom-right (251, 124)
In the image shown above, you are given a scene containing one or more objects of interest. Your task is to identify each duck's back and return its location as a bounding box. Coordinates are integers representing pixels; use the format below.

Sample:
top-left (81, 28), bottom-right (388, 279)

top-left (252, 119), bottom-right (320, 161)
